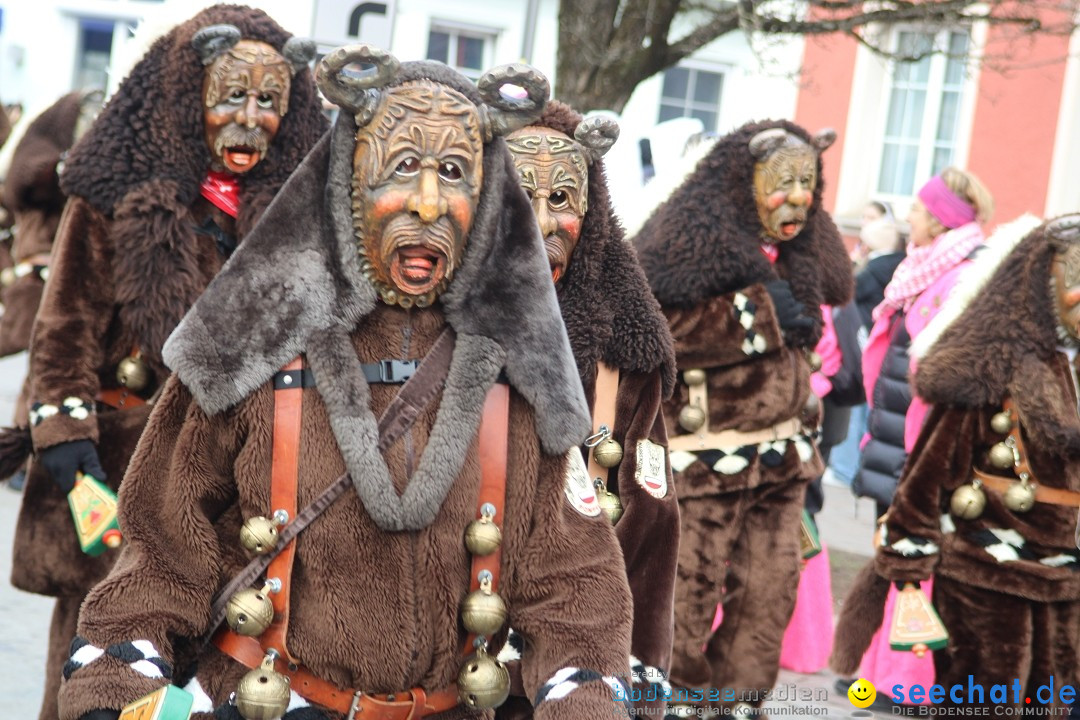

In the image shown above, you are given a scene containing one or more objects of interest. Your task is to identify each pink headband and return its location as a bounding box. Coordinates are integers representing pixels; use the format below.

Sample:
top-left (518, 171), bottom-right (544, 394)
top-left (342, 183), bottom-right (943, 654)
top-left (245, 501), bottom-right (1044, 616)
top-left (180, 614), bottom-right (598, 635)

top-left (918, 175), bottom-right (977, 229)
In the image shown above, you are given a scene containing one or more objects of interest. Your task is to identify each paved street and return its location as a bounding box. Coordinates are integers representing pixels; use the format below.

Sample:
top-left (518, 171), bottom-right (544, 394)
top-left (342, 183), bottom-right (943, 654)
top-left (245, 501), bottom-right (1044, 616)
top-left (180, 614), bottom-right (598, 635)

top-left (0, 347), bottom-right (891, 718)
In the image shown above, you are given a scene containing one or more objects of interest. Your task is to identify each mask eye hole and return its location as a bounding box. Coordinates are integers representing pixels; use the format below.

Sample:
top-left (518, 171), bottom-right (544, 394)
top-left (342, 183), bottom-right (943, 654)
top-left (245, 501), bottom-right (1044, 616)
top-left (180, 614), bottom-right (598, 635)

top-left (395, 157), bottom-right (420, 176)
top-left (438, 161), bottom-right (463, 182)
top-left (228, 89), bottom-right (246, 103)
top-left (549, 190), bottom-right (569, 209)
top-left (256, 93), bottom-right (274, 109)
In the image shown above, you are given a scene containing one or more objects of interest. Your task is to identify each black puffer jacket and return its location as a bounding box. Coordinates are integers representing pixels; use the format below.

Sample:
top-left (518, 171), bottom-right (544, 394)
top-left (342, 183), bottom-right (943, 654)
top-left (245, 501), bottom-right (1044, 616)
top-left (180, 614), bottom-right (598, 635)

top-left (855, 252), bottom-right (905, 330)
top-left (854, 313), bottom-right (911, 510)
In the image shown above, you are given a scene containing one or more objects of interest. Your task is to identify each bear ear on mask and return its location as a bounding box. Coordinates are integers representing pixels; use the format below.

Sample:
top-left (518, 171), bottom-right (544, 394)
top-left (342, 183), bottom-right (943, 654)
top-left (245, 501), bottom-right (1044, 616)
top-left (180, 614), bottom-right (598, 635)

top-left (191, 24), bottom-right (241, 65)
top-left (315, 44), bottom-right (550, 137)
top-left (573, 115), bottom-right (620, 164)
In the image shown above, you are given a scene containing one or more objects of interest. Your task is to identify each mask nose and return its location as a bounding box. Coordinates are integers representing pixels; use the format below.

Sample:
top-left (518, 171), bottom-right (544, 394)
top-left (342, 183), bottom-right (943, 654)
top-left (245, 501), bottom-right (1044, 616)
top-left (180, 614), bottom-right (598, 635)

top-left (407, 166), bottom-right (447, 224)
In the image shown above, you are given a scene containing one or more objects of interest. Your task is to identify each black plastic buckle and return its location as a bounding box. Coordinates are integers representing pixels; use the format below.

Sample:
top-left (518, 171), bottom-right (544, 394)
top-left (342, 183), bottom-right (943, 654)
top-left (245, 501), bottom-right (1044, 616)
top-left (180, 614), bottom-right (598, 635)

top-left (379, 359), bottom-right (419, 383)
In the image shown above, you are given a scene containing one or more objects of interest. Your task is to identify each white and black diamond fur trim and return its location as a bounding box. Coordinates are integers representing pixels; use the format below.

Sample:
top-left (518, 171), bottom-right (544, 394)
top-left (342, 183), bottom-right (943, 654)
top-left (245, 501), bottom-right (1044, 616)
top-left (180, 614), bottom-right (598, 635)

top-left (630, 655), bottom-right (671, 695)
top-left (534, 666), bottom-right (630, 709)
top-left (733, 292), bottom-right (768, 357)
top-left (672, 432), bottom-right (816, 476)
top-left (63, 636), bottom-right (170, 680)
top-left (887, 534), bottom-right (939, 558)
top-left (30, 397), bottom-right (93, 426)
top-left (968, 528), bottom-right (1077, 566)
top-left (496, 628), bottom-right (524, 663)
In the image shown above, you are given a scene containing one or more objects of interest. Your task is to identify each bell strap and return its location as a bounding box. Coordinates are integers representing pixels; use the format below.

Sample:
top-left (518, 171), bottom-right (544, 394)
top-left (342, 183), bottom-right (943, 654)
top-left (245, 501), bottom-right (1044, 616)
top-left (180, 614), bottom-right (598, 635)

top-left (585, 362), bottom-right (621, 486)
top-left (1003, 397), bottom-right (1035, 481)
top-left (213, 629), bottom-right (460, 719)
top-left (971, 469), bottom-right (1080, 508)
top-left (96, 388), bottom-right (146, 410)
top-left (206, 329), bottom-right (457, 639)
top-left (462, 382), bottom-right (510, 656)
top-left (667, 415), bottom-right (803, 452)
top-left (262, 356), bottom-right (305, 663)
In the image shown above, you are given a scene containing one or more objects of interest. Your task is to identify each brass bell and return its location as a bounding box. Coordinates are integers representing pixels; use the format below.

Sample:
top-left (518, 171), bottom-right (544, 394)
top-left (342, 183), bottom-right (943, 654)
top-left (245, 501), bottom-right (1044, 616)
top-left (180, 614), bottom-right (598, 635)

top-left (803, 393), bottom-right (820, 417)
top-left (461, 582), bottom-right (508, 636)
top-left (595, 479), bottom-right (624, 525)
top-left (990, 411), bottom-right (1013, 435)
top-left (806, 351), bottom-right (823, 373)
top-left (950, 482), bottom-right (986, 520)
top-left (683, 368), bottom-right (706, 386)
top-left (464, 512), bottom-right (502, 557)
top-left (593, 437), bottom-right (624, 468)
top-left (678, 404), bottom-right (706, 433)
top-left (225, 583), bottom-right (276, 637)
top-left (457, 648), bottom-right (510, 709)
top-left (116, 354), bottom-right (150, 392)
top-left (240, 516), bottom-right (279, 555)
top-left (235, 654), bottom-right (291, 720)
top-left (1003, 478), bottom-right (1036, 513)
top-left (988, 442), bottom-right (1015, 470)
top-left (0, 267), bottom-right (14, 287)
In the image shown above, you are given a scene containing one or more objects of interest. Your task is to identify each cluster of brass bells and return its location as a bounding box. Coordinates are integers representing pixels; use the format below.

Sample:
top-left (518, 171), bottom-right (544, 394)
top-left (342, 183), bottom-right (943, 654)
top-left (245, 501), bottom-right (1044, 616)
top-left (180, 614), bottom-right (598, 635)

top-left (458, 505), bottom-right (510, 709)
top-left (240, 511), bottom-right (289, 555)
top-left (949, 408), bottom-right (1035, 519)
top-left (678, 368), bottom-right (707, 433)
top-left (234, 651), bottom-right (291, 720)
top-left (585, 425), bottom-right (623, 525)
top-left (116, 353), bottom-right (151, 392)
top-left (225, 579), bottom-right (280, 637)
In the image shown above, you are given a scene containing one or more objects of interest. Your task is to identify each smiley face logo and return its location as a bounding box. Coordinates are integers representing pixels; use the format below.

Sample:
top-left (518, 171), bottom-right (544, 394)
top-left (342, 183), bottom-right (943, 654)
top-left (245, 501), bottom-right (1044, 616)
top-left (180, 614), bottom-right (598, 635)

top-left (848, 678), bottom-right (877, 708)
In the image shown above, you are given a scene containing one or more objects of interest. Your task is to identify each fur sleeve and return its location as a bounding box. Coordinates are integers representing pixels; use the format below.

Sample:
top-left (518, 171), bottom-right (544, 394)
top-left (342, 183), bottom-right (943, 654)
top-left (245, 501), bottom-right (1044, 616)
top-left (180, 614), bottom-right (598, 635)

top-left (506, 440), bottom-right (633, 718)
top-left (665, 284), bottom-right (785, 370)
top-left (611, 369), bottom-right (677, 710)
top-left (875, 405), bottom-right (978, 582)
top-left (58, 376), bottom-right (240, 719)
top-left (28, 197), bottom-right (114, 450)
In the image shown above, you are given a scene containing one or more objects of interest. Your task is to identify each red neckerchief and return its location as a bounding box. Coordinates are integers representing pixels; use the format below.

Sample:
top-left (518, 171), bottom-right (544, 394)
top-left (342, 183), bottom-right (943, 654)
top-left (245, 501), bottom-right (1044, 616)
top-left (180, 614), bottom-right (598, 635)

top-left (760, 242), bottom-right (779, 264)
top-left (200, 170), bottom-right (240, 218)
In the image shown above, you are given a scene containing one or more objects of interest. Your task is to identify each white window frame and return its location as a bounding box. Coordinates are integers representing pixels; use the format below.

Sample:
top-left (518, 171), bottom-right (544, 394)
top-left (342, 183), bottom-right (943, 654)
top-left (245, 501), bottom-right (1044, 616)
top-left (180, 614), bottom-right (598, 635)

top-left (427, 20), bottom-right (498, 80)
top-left (656, 60), bottom-right (727, 133)
top-left (833, 21), bottom-right (983, 229)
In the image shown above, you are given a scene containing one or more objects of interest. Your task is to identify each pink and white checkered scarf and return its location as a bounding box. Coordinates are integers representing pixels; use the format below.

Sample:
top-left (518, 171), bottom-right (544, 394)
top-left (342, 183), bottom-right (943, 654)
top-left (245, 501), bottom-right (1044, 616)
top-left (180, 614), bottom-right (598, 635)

top-left (874, 221), bottom-right (985, 321)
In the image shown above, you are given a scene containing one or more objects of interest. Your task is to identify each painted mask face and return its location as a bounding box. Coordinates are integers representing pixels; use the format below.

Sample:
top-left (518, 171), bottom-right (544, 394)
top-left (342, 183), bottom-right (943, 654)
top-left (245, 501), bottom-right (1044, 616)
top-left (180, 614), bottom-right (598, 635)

top-left (753, 143), bottom-right (817, 242)
top-left (203, 40), bottom-right (291, 174)
top-left (352, 80), bottom-right (483, 308)
top-left (506, 127), bottom-right (588, 284)
top-left (1052, 243), bottom-right (1080, 340)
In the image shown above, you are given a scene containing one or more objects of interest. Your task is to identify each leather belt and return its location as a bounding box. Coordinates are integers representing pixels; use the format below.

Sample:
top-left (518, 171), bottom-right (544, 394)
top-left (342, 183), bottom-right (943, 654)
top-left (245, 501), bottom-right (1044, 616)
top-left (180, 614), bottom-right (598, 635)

top-left (668, 416), bottom-right (804, 452)
top-left (214, 630), bottom-right (460, 719)
top-left (96, 387), bottom-right (146, 409)
top-left (973, 468), bottom-right (1080, 508)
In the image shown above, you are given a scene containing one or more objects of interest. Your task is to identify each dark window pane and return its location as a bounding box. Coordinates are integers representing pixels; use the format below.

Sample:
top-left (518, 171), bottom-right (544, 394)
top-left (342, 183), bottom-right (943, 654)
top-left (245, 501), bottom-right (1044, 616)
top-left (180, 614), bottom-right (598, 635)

top-left (658, 104), bottom-right (682, 124)
top-left (692, 71), bottom-right (722, 105)
top-left (458, 35), bottom-right (484, 70)
top-left (661, 67), bottom-right (689, 101)
top-left (691, 108), bottom-right (717, 132)
top-left (427, 31), bottom-right (449, 63)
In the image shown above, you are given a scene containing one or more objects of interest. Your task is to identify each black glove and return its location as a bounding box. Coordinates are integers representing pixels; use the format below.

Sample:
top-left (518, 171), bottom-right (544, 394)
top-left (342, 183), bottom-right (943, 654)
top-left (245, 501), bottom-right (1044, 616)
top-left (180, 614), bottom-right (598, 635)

top-left (80, 712), bottom-right (120, 720)
top-left (764, 279), bottom-right (816, 342)
top-left (39, 439), bottom-right (106, 494)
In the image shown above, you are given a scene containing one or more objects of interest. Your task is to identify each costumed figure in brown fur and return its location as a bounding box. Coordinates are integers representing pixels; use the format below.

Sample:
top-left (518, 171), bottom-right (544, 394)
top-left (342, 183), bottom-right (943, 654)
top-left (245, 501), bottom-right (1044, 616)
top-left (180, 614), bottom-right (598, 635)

top-left (0, 91), bottom-right (102, 489)
top-left (58, 46), bottom-right (634, 720)
top-left (633, 119), bottom-right (853, 718)
top-left (832, 214), bottom-right (1080, 711)
top-left (499, 102), bottom-right (678, 718)
top-left (2, 7), bottom-right (327, 720)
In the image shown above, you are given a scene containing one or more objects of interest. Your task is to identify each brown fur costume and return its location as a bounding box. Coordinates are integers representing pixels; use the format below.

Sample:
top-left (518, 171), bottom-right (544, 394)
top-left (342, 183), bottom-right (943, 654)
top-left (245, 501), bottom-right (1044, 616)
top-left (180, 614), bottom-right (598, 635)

top-left (633, 119), bottom-right (851, 714)
top-left (58, 60), bottom-right (633, 720)
top-left (10, 7), bottom-right (326, 720)
top-left (497, 102), bottom-right (678, 720)
top-left (0, 92), bottom-right (83, 437)
top-left (834, 217), bottom-right (1080, 709)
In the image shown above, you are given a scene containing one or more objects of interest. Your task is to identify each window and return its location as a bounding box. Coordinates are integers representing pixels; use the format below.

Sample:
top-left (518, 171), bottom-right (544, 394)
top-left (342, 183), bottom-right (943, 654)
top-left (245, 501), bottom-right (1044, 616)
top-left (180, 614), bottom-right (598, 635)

top-left (427, 25), bottom-right (494, 80)
top-left (657, 66), bottom-right (724, 133)
top-left (877, 29), bottom-right (970, 196)
top-left (74, 18), bottom-right (115, 91)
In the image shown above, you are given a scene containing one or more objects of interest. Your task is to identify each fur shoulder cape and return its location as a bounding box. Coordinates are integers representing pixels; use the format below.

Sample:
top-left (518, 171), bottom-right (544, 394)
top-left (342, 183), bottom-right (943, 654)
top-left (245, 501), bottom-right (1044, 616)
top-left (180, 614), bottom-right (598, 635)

top-left (632, 119), bottom-right (851, 344)
top-left (164, 65), bottom-right (590, 463)
top-left (2, 92), bottom-right (81, 215)
top-left (55, 4), bottom-right (327, 361)
top-left (914, 214), bottom-right (1080, 455)
top-left (535, 102), bottom-right (676, 396)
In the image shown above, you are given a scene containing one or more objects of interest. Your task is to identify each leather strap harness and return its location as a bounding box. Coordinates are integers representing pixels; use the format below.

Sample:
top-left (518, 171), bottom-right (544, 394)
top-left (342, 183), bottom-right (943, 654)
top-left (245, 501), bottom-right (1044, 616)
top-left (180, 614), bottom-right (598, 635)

top-left (212, 329), bottom-right (510, 719)
top-left (585, 362), bottom-right (620, 486)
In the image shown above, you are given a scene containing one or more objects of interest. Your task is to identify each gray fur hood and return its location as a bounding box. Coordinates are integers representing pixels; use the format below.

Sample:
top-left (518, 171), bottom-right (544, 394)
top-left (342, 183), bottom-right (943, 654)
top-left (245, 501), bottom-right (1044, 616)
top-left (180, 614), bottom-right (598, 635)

top-left (163, 103), bottom-right (590, 467)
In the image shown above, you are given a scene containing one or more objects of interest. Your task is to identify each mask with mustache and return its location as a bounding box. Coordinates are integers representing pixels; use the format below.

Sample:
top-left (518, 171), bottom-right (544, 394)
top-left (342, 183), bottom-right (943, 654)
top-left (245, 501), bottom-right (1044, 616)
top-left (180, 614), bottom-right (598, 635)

top-left (202, 39), bottom-right (291, 175)
top-left (351, 80), bottom-right (484, 308)
top-left (752, 138), bottom-right (817, 243)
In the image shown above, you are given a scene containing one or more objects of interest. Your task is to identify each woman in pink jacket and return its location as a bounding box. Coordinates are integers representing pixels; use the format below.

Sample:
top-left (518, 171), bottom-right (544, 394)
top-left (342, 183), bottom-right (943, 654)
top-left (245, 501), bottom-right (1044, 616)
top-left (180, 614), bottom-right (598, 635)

top-left (839, 167), bottom-right (995, 703)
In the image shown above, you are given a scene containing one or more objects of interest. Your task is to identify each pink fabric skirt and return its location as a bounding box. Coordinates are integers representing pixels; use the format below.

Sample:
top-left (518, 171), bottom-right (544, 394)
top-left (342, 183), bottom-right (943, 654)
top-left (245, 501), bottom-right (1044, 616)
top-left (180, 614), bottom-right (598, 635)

top-left (778, 544), bottom-right (834, 672)
top-left (856, 577), bottom-right (936, 703)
